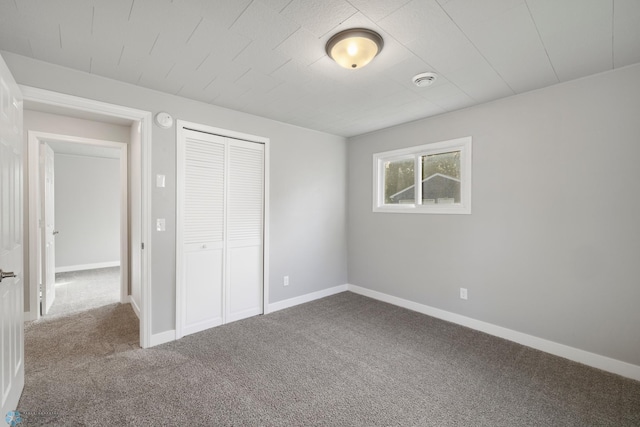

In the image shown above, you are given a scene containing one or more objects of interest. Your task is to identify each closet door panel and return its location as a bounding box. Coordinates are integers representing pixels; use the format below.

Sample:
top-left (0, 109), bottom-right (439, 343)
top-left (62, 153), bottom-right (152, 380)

top-left (180, 130), bottom-right (225, 336)
top-left (183, 133), bottom-right (224, 245)
top-left (226, 140), bottom-right (264, 322)
top-left (227, 244), bottom-right (263, 323)
top-left (183, 244), bottom-right (223, 335)
top-left (227, 141), bottom-right (263, 242)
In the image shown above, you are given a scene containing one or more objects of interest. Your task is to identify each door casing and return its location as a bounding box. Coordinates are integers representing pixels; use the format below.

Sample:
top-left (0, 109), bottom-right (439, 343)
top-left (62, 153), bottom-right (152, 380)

top-left (40, 142), bottom-right (56, 315)
top-left (29, 133), bottom-right (128, 316)
top-left (21, 86), bottom-right (153, 348)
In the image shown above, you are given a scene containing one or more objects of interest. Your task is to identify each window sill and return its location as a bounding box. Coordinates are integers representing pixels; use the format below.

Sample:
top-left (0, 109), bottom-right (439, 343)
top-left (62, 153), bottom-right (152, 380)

top-left (373, 204), bottom-right (471, 215)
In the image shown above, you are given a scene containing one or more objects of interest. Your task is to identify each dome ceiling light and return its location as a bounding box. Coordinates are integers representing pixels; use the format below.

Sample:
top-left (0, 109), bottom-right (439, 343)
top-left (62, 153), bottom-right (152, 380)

top-left (326, 28), bottom-right (384, 70)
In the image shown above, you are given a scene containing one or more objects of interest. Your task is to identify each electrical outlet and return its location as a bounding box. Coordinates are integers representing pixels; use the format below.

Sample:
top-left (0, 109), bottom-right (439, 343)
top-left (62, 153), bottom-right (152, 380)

top-left (460, 288), bottom-right (468, 300)
top-left (283, 276), bottom-right (289, 287)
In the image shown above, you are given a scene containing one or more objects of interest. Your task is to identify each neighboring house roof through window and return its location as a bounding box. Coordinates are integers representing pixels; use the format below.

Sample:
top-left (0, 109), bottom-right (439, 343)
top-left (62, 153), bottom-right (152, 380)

top-left (389, 173), bottom-right (461, 203)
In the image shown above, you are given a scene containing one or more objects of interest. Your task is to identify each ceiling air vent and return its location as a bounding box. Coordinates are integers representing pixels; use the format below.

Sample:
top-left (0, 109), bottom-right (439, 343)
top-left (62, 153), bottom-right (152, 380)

top-left (412, 72), bottom-right (438, 87)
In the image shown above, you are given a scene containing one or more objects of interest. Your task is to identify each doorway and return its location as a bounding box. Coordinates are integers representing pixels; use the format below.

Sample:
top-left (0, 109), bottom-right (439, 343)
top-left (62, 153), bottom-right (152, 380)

top-left (22, 86), bottom-right (152, 348)
top-left (32, 134), bottom-right (127, 317)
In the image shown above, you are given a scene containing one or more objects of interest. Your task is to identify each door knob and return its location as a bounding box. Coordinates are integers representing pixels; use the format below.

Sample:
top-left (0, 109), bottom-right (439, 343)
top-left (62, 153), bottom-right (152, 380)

top-left (0, 269), bottom-right (17, 283)
top-left (53, 230), bottom-right (59, 235)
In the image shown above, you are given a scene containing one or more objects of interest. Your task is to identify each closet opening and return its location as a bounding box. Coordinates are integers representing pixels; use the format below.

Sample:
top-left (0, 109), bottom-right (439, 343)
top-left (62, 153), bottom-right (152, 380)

top-left (175, 121), bottom-right (270, 339)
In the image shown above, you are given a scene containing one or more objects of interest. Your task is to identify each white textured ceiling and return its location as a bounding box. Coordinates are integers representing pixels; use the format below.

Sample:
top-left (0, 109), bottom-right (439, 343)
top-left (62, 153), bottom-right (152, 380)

top-left (1, 0), bottom-right (639, 137)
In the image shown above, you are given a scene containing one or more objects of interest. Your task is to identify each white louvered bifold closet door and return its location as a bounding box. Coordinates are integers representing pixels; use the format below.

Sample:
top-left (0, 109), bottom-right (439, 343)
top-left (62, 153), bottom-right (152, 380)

top-left (226, 139), bottom-right (264, 323)
top-left (178, 128), bottom-right (264, 337)
top-left (181, 131), bottom-right (225, 336)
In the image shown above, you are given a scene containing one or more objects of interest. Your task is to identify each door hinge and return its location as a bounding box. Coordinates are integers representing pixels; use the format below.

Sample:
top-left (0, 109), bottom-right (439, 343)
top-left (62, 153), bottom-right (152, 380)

top-left (141, 242), bottom-right (145, 250)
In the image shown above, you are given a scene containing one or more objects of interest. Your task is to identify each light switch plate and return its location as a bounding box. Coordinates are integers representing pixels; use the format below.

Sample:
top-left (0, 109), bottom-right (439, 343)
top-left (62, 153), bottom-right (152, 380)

top-left (156, 218), bottom-right (166, 232)
top-left (156, 174), bottom-right (166, 188)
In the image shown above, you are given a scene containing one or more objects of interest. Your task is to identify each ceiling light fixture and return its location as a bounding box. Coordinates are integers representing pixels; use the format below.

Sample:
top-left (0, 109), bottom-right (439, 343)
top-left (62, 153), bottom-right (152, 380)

top-left (326, 28), bottom-right (384, 70)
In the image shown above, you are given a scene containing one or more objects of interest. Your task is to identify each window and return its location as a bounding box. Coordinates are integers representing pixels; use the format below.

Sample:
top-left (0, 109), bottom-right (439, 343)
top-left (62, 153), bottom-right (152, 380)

top-left (373, 137), bottom-right (471, 214)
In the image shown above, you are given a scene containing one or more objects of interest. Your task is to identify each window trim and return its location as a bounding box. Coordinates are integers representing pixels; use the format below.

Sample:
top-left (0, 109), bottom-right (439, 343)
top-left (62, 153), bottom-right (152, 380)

top-left (372, 136), bottom-right (472, 214)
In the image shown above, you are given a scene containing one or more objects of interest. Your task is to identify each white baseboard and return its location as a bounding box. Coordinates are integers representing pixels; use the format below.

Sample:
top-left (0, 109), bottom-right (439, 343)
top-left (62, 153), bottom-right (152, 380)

top-left (266, 284), bottom-right (348, 314)
top-left (347, 284), bottom-right (640, 382)
top-left (55, 261), bottom-right (120, 273)
top-left (150, 329), bottom-right (176, 347)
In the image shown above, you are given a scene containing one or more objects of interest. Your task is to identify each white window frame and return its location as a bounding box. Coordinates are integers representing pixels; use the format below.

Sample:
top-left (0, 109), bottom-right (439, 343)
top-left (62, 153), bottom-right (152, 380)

top-left (373, 136), bottom-right (472, 214)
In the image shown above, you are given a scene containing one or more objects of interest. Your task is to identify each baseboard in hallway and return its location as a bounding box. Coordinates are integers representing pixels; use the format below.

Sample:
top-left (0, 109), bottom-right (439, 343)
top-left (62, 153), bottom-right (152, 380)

top-left (55, 261), bottom-right (120, 273)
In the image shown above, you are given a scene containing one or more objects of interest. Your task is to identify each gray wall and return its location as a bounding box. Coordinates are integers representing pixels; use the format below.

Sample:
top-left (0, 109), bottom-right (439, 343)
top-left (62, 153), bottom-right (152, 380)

top-left (348, 63), bottom-right (640, 366)
top-left (54, 153), bottom-right (120, 270)
top-left (5, 51), bottom-right (348, 335)
top-left (22, 109), bottom-right (131, 311)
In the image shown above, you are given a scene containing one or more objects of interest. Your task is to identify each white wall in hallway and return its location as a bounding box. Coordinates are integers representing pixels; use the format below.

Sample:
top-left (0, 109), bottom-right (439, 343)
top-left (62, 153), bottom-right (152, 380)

top-left (54, 153), bottom-right (121, 271)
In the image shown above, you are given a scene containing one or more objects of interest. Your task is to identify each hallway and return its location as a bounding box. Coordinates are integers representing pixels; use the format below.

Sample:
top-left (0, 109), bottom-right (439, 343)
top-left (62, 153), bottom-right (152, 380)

top-left (47, 267), bottom-right (120, 317)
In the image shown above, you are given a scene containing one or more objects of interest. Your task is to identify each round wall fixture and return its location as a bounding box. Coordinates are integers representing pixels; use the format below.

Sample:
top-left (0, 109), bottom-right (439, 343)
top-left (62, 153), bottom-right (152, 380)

top-left (155, 112), bottom-right (174, 129)
top-left (326, 28), bottom-right (384, 69)
top-left (412, 72), bottom-right (438, 87)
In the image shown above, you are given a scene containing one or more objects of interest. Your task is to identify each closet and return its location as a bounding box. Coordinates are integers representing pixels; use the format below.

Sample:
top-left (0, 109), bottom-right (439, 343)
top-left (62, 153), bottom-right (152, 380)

top-left (176, 125), bottom-right (265, 338)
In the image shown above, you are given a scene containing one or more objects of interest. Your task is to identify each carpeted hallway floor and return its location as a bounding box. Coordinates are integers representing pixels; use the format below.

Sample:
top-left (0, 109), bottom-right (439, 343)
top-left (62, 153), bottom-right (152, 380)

top-left (19, 292), bottom-right (640, 426)
top-left (47, 267), bottom-right (121, 317)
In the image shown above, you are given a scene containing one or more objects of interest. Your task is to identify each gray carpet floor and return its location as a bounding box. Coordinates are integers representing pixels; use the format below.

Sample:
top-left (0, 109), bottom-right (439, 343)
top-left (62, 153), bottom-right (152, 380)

top-left (47, 267), bottom-right (121, 317)
top-left (19, 292), bottom-right (640, 426)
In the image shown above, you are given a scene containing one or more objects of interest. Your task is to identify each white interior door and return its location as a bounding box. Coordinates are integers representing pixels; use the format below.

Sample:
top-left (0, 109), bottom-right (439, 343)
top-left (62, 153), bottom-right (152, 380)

top-left (0, 53), bottom-right (25, 424)
top-left (40, 143), bottom-right (55, 315)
